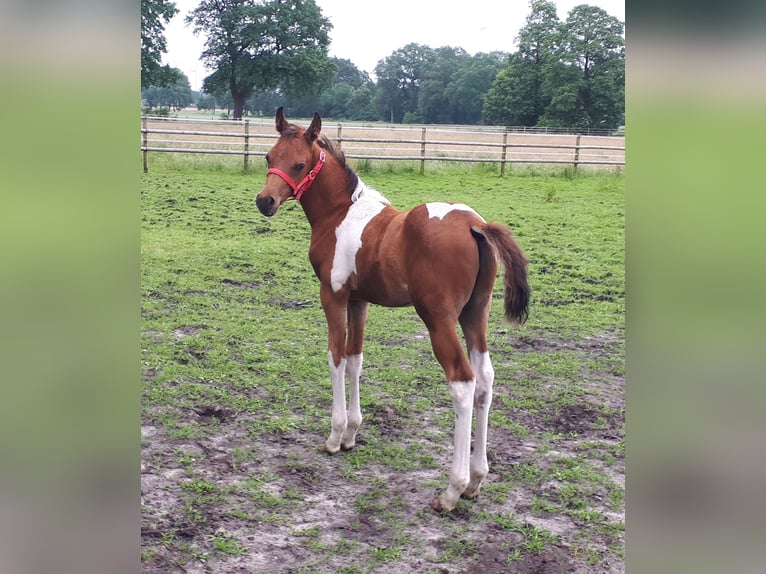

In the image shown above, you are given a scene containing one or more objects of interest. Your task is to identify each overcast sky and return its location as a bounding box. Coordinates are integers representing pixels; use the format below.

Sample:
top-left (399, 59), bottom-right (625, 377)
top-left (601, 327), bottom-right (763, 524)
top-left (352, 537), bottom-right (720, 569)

top-left (162, 0), bottom-right (625, 91)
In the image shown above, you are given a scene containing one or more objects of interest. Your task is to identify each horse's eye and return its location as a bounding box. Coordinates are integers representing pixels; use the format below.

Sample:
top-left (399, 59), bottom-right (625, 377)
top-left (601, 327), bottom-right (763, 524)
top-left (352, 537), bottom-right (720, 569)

top-left (265, 155), bottom-right (270, 166)
top-left (294, 163), bottom-right (306, 172)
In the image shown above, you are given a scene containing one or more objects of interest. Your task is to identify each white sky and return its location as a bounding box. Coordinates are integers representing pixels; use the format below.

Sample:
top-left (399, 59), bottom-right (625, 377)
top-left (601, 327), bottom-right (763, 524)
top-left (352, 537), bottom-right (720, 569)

top-left (162, 0), bottom-right (625, 91)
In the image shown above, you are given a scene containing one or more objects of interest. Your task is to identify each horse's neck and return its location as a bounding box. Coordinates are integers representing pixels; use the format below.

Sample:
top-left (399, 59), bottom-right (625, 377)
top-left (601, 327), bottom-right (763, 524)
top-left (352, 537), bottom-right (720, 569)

top-left (299, 164), bottom-right (356, 228)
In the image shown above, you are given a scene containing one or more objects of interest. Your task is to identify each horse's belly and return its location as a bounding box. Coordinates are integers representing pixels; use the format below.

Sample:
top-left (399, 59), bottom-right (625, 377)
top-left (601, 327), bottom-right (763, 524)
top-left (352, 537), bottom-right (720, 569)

top-left (353, 276), bottom-right (412, 307)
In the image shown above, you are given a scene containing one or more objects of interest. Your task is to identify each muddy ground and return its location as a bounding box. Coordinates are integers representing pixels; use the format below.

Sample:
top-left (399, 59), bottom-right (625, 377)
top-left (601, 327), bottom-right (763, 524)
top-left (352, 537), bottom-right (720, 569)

top-left (141, 331), bottom-right (624, 574)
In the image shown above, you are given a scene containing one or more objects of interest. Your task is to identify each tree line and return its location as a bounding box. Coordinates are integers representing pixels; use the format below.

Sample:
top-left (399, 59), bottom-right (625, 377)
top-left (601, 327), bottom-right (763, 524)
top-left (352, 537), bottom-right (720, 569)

top-left (141, 0), bottom-right (624, 130)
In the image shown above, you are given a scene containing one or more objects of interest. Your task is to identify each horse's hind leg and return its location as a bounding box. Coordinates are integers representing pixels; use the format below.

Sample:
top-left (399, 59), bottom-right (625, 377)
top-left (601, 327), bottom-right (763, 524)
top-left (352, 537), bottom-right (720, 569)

top-left (342, 300), bottom-right (368, 450)
top-left (460, 308), bottom-right (495, 499)
top-left (460, 228), bottom-right (498, 500)
top-left (418, 310), bottom-right (476, 512)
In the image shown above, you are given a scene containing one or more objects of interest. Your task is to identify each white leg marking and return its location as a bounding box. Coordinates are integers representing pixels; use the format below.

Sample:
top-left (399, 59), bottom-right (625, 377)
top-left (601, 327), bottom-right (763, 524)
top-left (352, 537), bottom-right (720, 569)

top-left (438, 379), bottom-right (476, 511)
top-left (466, 350), bottom-right (494, 497)
top-left (342, 353), bottom-right (363, 449)
top-left (325, 351), bottom-right (347, 453)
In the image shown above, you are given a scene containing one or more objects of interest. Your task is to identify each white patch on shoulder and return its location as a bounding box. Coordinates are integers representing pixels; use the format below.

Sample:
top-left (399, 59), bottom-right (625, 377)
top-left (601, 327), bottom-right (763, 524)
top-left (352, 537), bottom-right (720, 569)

top-left (330, 179), bottom-right (390, 292)
top-left (426, 202), bottom-right (486, 222)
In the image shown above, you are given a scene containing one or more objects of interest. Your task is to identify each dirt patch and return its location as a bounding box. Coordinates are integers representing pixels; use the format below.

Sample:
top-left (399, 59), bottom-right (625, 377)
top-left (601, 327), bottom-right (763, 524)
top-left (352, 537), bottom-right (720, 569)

top-left (464, 544), bottom-right (579, 574)
top-left (172, 325), bottom-right (205, 338)
top-left (141, 332), bottom-right (624, 573)
top-left (511, 330), bottom-right (621, 356)
top-left (267, 296), bottom-right (313, 310)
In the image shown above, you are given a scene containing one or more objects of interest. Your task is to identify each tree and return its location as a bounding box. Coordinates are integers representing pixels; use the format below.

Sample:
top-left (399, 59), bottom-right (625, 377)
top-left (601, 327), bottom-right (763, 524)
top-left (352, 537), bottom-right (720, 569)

top-left (196, 93), bottom-right (217, 112)
top-left (483, 0), bottom-right (560, 126)
top-left (483, 1), bottom-right (624, 130)
top-left (188, 0), bottom-right (334, 120)
top-left (416, 47), bottom-right (469, 124)
top-left (345, 85), bottom-right (378, 121)
top-left (374, 43), bottom-right (434, 123)
top-left (141, 0), bottom-right (179, 89)
top-left (332, 58), bottom-right (373, 88)
top-left (444, 52), bottom-right (507, 124)
top-left (142, 67), bottom-right (194, 111)
top-left (540, 5), bottom-right (624, 129)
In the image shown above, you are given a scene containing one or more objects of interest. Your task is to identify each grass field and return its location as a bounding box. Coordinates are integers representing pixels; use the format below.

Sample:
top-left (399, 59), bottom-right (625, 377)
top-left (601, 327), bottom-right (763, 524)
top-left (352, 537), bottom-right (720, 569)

top-left (141, 155), bottom-right (624, 573)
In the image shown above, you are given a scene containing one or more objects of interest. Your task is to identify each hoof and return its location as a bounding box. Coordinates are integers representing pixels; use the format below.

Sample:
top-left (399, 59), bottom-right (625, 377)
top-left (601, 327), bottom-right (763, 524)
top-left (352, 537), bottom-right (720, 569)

top-left (340, 442), bottom-right (355, 451)
top-left (432, 497), bottom-right (455, 513)
top-left (324, 441), bottom-right (341, 454)
top-left (461, 489), bottom-right (480, 500)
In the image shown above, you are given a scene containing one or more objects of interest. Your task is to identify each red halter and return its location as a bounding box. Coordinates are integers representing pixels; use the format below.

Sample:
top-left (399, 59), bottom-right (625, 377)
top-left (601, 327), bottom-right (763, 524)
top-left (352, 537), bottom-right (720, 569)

top-left (266, 150), bottom-right (326, 202)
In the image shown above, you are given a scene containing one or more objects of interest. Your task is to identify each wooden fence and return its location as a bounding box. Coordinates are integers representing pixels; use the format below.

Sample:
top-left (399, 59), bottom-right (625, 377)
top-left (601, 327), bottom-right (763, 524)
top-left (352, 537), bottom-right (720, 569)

top-left (141, 115), bottom-right (624, 175)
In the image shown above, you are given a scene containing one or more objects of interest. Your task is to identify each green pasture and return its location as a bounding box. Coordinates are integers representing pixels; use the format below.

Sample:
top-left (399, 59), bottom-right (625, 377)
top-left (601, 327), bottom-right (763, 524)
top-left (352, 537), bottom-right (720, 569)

top-left (141, 154), bottom-right (624, 573)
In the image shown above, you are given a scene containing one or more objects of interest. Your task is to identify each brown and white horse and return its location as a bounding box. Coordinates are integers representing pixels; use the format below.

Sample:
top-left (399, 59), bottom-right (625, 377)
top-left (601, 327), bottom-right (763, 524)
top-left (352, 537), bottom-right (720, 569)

top-left (256, 107), bottom-right (529, 511)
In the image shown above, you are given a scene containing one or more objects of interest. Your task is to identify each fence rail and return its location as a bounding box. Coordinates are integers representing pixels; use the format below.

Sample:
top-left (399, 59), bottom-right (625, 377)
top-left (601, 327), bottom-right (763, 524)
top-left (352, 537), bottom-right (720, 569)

top-left (141, 116), bottom-right (624, 175)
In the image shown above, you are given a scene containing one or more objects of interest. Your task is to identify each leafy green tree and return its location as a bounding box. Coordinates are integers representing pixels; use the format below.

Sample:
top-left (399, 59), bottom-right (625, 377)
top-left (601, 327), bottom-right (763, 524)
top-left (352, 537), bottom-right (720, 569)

top-left (141, 0), bottom-right (179, 88)
top-left (301, 58), bottom-right (373, 118)
top-left (246, 90), bottom-right (282, 116)
top-left (484, 1), bottom-right (623, 130)
top-left (541, 4), bottom-right (624, 129)
top-left (374, 43), bottom-right (434, 123)
top-left (141, 67), bottom-right (193, 111)
top-left (246, 57), bottom-right (373, 118)
top-left (483, 0), bottom-right (560, 125)
top-left (319, 83), bottom-right (354, 118)
top-left (444, 52), bottom-right (507, 124)
top-left (417, 47), bottom-right (468, 124)
top-left (196, 93), bottom-right (217, 112)
top-left (345, 85), bottom-right (378, 121)
top-left (332, 58), bottom-right (373, 88)
top-left (187, 0), bottom-right (334, 120)
top-left (374, 45), bottom-right (506, 124)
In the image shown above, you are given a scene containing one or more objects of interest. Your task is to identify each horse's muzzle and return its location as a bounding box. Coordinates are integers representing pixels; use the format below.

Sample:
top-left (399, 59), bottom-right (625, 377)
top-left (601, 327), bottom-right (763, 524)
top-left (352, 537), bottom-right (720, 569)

top-left (256, 194), bottom-right (277, 217)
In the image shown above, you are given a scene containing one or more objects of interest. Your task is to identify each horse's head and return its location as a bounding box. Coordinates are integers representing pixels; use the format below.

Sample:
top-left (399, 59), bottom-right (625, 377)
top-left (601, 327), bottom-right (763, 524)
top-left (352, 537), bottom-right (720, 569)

top-left (256, 107), bottom-right (322, 217)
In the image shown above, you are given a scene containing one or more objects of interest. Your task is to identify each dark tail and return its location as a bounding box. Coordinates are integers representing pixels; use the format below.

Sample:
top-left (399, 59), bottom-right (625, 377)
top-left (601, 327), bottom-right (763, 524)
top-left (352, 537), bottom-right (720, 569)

top-left (473, 223), bottom-right (530, 325)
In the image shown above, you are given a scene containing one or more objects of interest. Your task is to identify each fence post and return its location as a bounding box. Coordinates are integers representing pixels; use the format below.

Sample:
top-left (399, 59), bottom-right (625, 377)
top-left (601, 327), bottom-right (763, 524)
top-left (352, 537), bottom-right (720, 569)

top-left (500, 129), bottom-right (509, 177)
top-left (420, 127), bottom-right (426, 175)
top-left (337, 124), bottom-right (342, 149)
top-left (573, 134), bottom-right (581, 174)
top-left (142, 116), bottom-right (149, 173)
top-left (243, 120), bottom-right (250, 173)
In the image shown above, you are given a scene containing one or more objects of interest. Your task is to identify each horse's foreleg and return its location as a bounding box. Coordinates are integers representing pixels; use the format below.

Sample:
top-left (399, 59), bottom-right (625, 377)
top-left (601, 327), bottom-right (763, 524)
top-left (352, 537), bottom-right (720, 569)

top-left (325, 350), bottom-right (347, 454)
top-left (342, 353), bottom-right (362, 449)
top-left (342, 300), bottom-right (368, 450)
top-left (322, 290), bottom-right (349, 454)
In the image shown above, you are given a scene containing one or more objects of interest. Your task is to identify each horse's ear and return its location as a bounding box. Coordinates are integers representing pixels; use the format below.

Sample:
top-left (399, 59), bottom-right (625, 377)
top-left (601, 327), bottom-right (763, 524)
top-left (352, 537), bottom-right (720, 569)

top-left (305, 112), bottom-right (321, 143)
top-left (275, 106), bottom-right (286, 133)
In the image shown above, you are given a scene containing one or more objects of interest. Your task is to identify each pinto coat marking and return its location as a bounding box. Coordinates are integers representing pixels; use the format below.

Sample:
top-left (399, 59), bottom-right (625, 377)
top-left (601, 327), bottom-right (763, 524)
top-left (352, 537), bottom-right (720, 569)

top-left (330, 182), bottom-right (388, 292)
top-left (255, 107), bottom-right (530, 512)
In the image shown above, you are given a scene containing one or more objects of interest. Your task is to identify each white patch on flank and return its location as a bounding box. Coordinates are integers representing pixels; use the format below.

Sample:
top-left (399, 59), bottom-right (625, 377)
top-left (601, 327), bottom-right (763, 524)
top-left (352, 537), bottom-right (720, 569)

top-left (426, 202), bottom-right (485, 222)
top-left (330, 179), bottom-right (389, 292)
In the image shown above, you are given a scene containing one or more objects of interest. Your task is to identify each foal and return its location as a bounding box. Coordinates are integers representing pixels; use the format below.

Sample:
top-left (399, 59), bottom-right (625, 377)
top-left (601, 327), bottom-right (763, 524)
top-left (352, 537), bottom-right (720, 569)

top-left (256, 108), bottom-right (529, 511)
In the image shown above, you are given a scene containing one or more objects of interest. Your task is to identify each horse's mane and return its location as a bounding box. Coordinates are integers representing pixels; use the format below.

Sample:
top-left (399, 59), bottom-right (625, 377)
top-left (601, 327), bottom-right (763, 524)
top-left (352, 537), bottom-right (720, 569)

top-left (317, 132), bottom-right (359, 197)
top-left (282, 123), bottom-right (359, 196)
top-left (317, 134), bottom-right (347, 167)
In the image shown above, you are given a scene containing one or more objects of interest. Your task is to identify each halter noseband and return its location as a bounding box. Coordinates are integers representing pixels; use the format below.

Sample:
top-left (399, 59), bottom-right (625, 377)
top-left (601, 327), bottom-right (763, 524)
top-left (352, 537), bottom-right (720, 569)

top-left (266, 149), bottom-right (326, 202)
